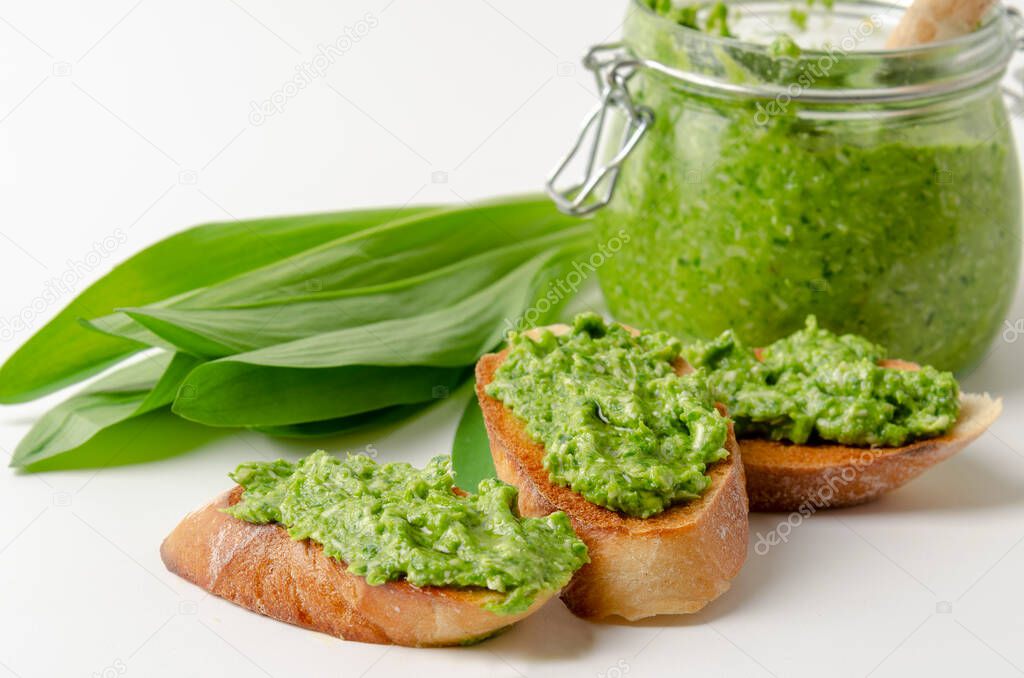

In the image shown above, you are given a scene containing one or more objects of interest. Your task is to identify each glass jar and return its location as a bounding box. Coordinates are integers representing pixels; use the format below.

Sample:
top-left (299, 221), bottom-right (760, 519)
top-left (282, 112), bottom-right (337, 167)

top-left (549, 0), bottom-right (1022, 371)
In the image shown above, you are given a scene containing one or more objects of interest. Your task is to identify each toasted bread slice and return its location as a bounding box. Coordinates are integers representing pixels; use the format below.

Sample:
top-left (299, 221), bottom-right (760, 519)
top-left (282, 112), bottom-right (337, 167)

top-left (160, 487), bottom-right (554, 647)
top-left (475, 324), bottom-right (748, 621)
top-left (740, 392), bottom-right (1002, 511)
top-left (738, 354), bottom-right (1003, 511)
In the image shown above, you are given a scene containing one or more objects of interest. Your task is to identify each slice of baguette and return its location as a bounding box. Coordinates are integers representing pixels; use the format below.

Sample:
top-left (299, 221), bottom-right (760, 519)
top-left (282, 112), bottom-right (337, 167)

top-left (475, 324), bottom-right (748, 621)
top-left (740, 392), bottom-right (1002, 511)
top-left (160, 487), bottom-right (554, 647)
top-left (738, 354), bottom-right (1003, 511)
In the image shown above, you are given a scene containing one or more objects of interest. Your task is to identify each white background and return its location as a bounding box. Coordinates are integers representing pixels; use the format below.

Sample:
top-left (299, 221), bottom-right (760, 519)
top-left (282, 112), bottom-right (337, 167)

top-left (2, 1), bottom-right (1024, 677)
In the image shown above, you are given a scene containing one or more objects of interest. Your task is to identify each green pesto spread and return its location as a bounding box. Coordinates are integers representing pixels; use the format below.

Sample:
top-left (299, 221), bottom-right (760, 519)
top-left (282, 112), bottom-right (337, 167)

top-left (645, 0), bottom-right (734, 36)
top-left (768, 33), bottom-right (802, 57)
top-left (486, 313), bottom-right (730, 518)
top-left (683, 317), bottom-right (961, 447)
top-left (644, 0), bottom-right (831, 43)
top-left (225, 451), bottom-right (588, 615)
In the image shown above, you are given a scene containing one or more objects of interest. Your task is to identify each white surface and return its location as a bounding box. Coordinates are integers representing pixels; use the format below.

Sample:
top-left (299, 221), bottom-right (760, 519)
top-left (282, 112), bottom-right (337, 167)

top-left (2, 1), bottom-right (1024, 677)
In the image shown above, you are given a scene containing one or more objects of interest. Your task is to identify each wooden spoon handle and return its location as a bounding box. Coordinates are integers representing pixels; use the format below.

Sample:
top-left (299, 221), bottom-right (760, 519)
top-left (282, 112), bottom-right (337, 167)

top-left (885, 0), bottom-right (997, 48)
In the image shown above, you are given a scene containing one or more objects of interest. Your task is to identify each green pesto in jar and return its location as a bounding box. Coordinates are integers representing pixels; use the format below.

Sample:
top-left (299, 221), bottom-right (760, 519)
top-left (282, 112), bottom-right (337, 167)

top-left (486, 313), bottom-right (730, 518)
top-left (595, 1), bottom-right (1021, 372)
top-left (225, 451), bottom-right (588, 615)
top-left (683, 316), bottom-right (961, 446)
top-left (645, 0), bottom-right (734, 36)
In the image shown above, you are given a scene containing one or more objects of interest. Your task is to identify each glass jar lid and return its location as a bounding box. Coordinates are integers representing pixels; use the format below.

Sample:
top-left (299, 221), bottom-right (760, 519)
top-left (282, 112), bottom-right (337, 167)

top-left (546, 0), bottom-right (1023, 215)
top-left (623, 0), bottom-right (1019, 102)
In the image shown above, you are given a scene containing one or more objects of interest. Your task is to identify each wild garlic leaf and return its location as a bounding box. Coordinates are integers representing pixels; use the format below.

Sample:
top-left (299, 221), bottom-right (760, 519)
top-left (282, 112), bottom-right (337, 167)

top-left (10, 352), bottom-right (203, 468)
top-left (253, 403), bottom-right (429, 438)
top-left (88, 227), bottom-right (589, 358)
top-left (164, 196), bottom-right (571, 307)
top-left (83, 198), bottom-right (577, 353)
top-left (451, 391), bottom-right (497, 492)
top-left (172, 247), bottom-right (581, 427)
top-left (0, 206), bottom-right (429, 404)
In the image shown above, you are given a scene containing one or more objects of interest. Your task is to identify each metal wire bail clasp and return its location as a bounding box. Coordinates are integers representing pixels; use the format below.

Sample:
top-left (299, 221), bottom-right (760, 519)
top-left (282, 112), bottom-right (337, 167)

top-left (546, 44), bottom-right (654, 216)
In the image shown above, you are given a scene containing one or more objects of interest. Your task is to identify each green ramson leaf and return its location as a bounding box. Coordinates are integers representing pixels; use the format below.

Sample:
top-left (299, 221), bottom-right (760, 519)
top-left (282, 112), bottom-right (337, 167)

top-left (84, 197), bottom-right (577, 353)
top-left (253, 403), bottom-right (429, 438)
top-left (451, 391), bottom-right (497, 492)
top-left (162, 196), bottom-right (571, 306)
top-left (18, 410), bottom-right (225, 472)
top-left (86, 226), bottom-right (589, 358)
top-left (8, 195), bottom-right (596, 472)
top-left (177, 364), bottom-right (467, 429)
top-left (172, 247), bottom-right (581, 427)
top-left (0, 205), bottom-right (431, 404)
top-left (9, 352), bottom-right (203, 467)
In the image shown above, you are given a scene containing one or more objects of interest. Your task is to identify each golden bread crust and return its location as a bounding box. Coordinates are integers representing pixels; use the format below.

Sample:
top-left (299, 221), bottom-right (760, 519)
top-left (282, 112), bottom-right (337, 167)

top-left (160, 487), bottom-right (552, 646)
top-left (740, 392), bottom-right (1002, 511)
